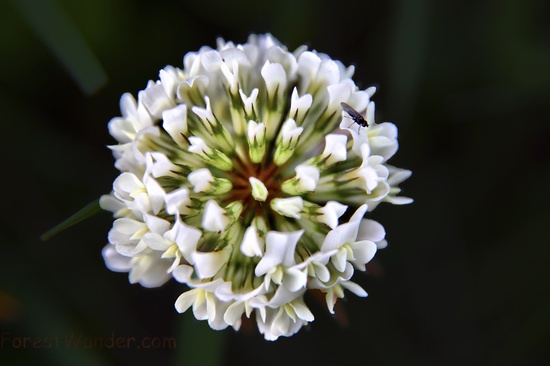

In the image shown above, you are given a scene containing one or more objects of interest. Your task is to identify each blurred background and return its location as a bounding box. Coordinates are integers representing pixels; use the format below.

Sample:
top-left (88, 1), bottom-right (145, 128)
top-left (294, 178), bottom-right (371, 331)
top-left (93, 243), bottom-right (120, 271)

top-left (1, 0), bottom-right (549, 365)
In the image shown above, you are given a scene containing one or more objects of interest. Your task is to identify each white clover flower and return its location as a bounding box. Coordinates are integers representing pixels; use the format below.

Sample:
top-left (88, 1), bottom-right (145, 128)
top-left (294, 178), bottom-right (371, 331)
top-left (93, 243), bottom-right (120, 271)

top-left (101, 34), bottom-right (412, 340)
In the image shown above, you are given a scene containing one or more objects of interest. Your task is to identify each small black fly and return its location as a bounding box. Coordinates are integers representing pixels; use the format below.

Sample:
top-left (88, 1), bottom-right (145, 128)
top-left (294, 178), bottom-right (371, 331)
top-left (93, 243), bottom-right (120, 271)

top-left (341, 102), bottom-right (368, 128)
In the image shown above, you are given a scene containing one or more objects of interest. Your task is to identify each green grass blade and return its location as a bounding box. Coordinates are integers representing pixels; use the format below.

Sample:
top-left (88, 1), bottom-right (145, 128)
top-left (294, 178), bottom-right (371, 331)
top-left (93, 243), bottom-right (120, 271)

top-left (41, 200), bottom-right (102, 241)
top-left (10, 0), bottom-right (108, 95)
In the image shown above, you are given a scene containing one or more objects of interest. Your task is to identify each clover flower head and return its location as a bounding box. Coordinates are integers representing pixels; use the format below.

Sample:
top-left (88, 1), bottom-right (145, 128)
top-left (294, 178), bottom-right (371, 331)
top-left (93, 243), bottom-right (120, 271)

top-left (101, 34), bottom-right (412, 340)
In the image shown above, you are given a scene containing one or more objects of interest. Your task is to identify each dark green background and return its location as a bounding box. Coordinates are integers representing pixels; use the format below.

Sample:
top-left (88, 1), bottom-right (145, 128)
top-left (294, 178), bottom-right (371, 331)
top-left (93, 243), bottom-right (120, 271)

top-left (1, 0), bottom-right (549, 365)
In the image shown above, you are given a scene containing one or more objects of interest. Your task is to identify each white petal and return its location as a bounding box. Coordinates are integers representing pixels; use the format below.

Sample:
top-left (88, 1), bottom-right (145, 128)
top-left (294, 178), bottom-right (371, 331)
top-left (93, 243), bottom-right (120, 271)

top-left (214, 282), bottom-right (235, 302)
top-left (341, 262), bottom-right (355, 281)
top-left (349, 204), bottom-right (369, 223)
top-left (331, 249), bottom-right (348, 272)
top-left (297, 51), bottom-right (321, 81)
top-left (346, 127), bottom-right (370, 156)
top-left (295, 165), bottom-right (319, 192)
top-left (313, 262), bottom-right (330, 282)
top-left (220, 47), bottom-right (250, 66)
top-left (188, 168), bottom-right (213, 193)
top-left (220, 62), bottom-right (238, 92)
top-left (368, 122), bottom-right (398, 160)
top-left (201, 200), bottom-right (230, 232)
top-left (290, 300), bottom-right (314, 322)
top-left (359, 166), bottom-right (380, 192)
top-left (141, 232), bottom-right (169, 251)
top-left (261, 61), bottom-right (286, 97)
top-left (283, 267), bottom-right (307, 292)
top-left (130, 125), bottom-right (161, 165)
top-left (165, 188), bottom-right (191, 216)
top-left (143, 175), bottom-right (165, 215)
top-left (171, 218), bottom-right (202, 264)
top-left (128, 255), bottom-right (171, 288)
top-left (270, 197), bottom-right (303, 219)
top-left (108, 117), bottom-right (135, 143)
top-left (162, 104), bottom-right (188, 147)
top-left (357, 219), bottom-right (386, 243)
top-left (317, 201), bottom-right (348, 229)
top-left (321, 134), bottom-right (348, 165)
top-left (346, 90), bottom-right (371, 113)
top-left (385, 196), bottom-right (414, 205)
top-left (143, 213), bottom-right (170, 234)
top-left (205, 294), bottom-right (231, 330)
top-left (249, 177), bottom-right (269, 202)
top-left (288, 87), bottom-right (312, 121)
top-left (239, 88), bottom-right (259, 116)
top-left (247, 120), bottom-right (266, 141)
top-left (290, 87), bottom-right (312, 112)
top-left (241, 225), bottom-right (263, 257)
top-left (108, 218), bottom-right (145, 246)
top-left (325, 290), bottom-right (336, 314)
top-left (175, 289), bottom-right (198, 313)
top-left (188, 136), bottom-right (209, 155)
top-left (159, 66), bottom-right (180, 99)
top-left (201, 50), bottom-right (223, 72)
top-left (140, 83), bottom-right (174, 119)
top-left (172, 264), bottom-right (194, 283)
top-left (193, 246), bottom-right (231, 279)
top-left (192, 291), bottom-right (208, 320)
top-left (120, 92), bottom-right (138, 119)
top-left (341, 281), bottom-right (368, 297)
top-left (366, 101), bottom-right (375, 125)
top-left (327, 83), bottom-right (352, 110)
top-left (148, 152), bottom-right (179, 178)
top-left (99, 194), bottom-right (126, 216)
top-left (376, 240), bottom-right (388, 249)
top-left (317, 59), bottom-right (340, 85)
top-left (366, 86), bottom-right (377, 97)
top-left (102, 245), bottom-right (132, 272)
top-left (191, 96), bottom-right (214, 122)
top-left (183, 52), bottom-right (201, 76)
top-left (321, 205), bottom-right (368, 251)
top-left (177, 75), bottom-right (209, 100)
top-left (267, 286), bottom-right (304, 308)
top-left (280, 118), bottom-right (303, 142)
top-left (224, 302), bottom-right (246, 326)
top-left (273, 308), bottom-right (292, 335)
top-left (265, 44), bottom-right (298, 78)
top-left (255, 230), bottom-right (303, 276)
top-left (349, 240), bottom-right (377, 270)
top-left (387, 167), bottom-right (412, 185)
top-left (321, 222), bottom-right (357, 252)
top-left (113, 172), bottom-right (144, 200)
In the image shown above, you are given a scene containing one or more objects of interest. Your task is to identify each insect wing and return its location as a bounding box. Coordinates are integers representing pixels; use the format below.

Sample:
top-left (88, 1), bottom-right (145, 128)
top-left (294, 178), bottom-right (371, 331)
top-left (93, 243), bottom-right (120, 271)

top-left (340, 102), bottom-right (368, 127)
top-left (340, 102), bottom-right (358, 118)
